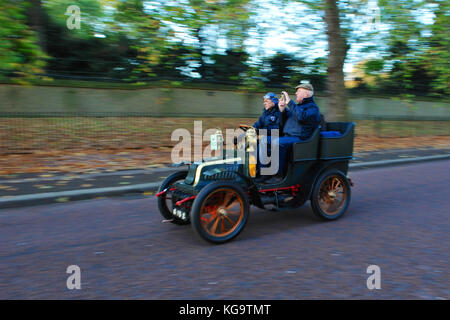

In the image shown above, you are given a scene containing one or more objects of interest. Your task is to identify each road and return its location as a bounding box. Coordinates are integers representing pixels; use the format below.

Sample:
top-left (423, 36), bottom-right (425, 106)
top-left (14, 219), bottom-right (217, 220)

top-left (0, 160), bottom-right (449, 299)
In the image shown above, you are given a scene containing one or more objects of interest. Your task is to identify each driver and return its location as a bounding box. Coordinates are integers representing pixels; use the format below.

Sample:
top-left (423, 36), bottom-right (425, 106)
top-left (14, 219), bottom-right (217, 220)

top-left (235, 92), bottom-right (283, 147)
top-left (253, 92), bottom-right (284, 136)
top-left (237, 93), bottom-right (284, 180)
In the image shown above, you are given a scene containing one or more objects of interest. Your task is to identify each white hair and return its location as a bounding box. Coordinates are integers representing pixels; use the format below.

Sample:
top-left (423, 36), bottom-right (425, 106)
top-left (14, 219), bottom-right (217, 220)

top-left (299, 88), bottom-right (313, 98)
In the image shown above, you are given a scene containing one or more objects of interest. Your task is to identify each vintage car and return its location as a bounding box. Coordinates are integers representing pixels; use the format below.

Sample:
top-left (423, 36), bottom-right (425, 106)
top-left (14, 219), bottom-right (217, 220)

top-left (156, 122), bottom-right (355, 244)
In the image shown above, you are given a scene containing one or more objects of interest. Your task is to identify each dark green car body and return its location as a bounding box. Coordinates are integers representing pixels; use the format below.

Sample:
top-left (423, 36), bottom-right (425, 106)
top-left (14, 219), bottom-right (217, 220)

top-left (170, 122), bottom-right (355, 212)
top-left (158, 122), bottom-right (355, 243)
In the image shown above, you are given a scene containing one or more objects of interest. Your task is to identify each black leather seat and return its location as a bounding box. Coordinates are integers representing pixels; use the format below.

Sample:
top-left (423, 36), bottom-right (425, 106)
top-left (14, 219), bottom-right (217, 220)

top-left (292, 126), bottom-right (321, 162)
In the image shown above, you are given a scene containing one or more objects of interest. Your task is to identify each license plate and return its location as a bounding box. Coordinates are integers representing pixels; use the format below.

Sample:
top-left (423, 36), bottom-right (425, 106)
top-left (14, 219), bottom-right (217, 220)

top-left (173, 208), bottom-right (186, 220)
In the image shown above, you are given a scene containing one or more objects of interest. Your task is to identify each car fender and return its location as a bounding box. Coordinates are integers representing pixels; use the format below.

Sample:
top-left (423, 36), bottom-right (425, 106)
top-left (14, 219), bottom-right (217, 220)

top-left (304, 160), bottom-right (349, 201)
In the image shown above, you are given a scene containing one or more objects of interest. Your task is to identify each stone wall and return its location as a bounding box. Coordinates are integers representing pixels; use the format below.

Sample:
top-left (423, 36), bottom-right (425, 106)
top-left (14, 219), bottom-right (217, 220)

top-left (1, 84), bottom-right (449, 119)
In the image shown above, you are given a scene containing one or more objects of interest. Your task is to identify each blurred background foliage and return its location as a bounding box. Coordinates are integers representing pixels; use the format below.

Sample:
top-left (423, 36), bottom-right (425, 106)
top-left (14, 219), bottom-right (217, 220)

top-left (0, 0), bottom-right (448, 98)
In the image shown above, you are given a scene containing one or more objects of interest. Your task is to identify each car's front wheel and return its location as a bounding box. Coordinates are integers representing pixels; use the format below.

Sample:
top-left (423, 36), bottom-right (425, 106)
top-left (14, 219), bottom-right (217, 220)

top-left (190, 182), bottom-right (249, 244)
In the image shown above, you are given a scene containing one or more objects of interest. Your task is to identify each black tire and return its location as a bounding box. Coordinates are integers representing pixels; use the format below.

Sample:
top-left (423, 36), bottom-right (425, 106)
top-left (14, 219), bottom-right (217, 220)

top-left (157, 170), bottom-right (189, 225)
top-left (310, 170), bottom-right (351, 220)
top-left (190, 181), bottom-right (249, 244)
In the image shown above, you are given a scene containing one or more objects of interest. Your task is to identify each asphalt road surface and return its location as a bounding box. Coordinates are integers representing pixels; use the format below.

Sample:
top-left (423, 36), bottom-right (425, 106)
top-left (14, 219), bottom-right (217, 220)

top-left (0, 160), bottom-right (449, 299)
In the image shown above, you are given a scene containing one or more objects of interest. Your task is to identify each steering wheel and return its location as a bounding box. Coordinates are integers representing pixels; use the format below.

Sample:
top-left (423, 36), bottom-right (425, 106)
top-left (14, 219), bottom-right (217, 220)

top-left (234, 124), bottom-right (253, 145)
top-left (238, 124), bottom-right (253, 132)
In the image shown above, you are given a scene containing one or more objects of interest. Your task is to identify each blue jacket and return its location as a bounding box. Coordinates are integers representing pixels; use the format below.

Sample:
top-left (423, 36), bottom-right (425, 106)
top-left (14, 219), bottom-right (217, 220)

top-left (282, 96), bottom-right (321, 140)
top-left (254, 105), bottom-right (283, 135)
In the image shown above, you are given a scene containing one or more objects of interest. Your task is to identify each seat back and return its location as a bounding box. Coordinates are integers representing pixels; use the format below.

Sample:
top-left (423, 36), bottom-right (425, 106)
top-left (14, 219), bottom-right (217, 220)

top-left (319, 113), bottom-right (327, 131)
top-left (319, 122), bottom-right (355, 160)
top-left (292, 126), bottom-right (321, 162)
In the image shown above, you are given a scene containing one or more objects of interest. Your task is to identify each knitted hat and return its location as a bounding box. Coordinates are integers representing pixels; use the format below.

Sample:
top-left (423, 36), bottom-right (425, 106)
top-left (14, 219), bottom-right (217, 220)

top-left (263, 92), bottom-right (279, 105)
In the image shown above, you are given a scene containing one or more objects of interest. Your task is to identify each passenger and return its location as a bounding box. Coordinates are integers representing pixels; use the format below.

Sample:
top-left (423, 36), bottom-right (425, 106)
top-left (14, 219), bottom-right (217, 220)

top-left (259, 83), bottom-right (321, 183)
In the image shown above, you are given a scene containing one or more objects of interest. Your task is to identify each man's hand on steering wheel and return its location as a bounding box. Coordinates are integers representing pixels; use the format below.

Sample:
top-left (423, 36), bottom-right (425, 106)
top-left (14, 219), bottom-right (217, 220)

top-left (234, 124), bottom-right (254, 145)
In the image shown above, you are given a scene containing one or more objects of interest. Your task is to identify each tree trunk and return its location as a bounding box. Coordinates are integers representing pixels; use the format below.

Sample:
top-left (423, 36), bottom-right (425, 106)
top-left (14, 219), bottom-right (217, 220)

top-left (324, 0), bottom-right (349, 121)
top-left (27, 0), bottom-right (47, 53)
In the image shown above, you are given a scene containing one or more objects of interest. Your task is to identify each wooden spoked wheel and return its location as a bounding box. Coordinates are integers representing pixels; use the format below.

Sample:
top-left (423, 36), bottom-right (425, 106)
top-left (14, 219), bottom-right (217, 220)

top-left (199, 188), bottom-right (245, 238)
top-left (190, 182), bottom-right (249, 244)
top-left (317, 176), bottom-right (348, 216)
top-left (311, 170), bottom-right (351, 221)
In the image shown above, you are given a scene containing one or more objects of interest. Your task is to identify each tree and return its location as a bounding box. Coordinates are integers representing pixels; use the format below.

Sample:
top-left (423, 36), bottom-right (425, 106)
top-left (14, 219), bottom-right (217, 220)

top-left (422, 0), bottom-right (449, 97)
top-left (0, 0), bottom-right (47, 83)
top-left (207, 49), bottom-right (249, 85)
top-left (24, 0), bottom-right (137, 81)
top-left (375, 0), bottom-right (449, 97)
top-left (262, 52), bottom-right (298, 87)
top-left (112, 0), bottom-right (169, 80)
top-left (292, 0), bottom-right (354, 120)
top-left (27, 0), bottom-right (47, 52)
top-left (304, 57), bottom-right (330, 93)
top-left (42, 0), bottom-right (104, 39)
top-left (323, 0), bottom-right (349, 120)
top-left (163, 0), bottom-right (252, 80)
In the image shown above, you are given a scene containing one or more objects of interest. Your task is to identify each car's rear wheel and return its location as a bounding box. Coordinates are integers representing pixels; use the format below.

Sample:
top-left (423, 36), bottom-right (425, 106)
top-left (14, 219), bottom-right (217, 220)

top-left (157, 170), bottom-right (190, 225)
top-left (311, 170), bottom-right (351, 220)
top-left (190, 182), bottom-right (249, 244)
